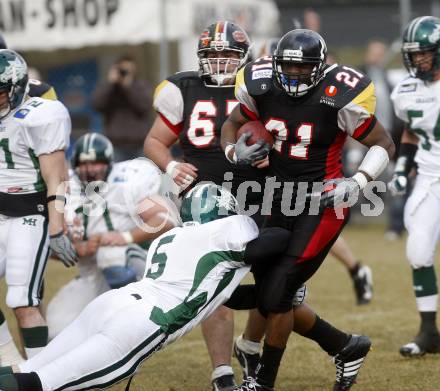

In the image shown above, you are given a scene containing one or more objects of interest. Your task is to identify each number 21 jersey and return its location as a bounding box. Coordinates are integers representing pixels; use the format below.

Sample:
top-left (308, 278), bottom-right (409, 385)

top-left (236, 57), bottom-right (377, 183)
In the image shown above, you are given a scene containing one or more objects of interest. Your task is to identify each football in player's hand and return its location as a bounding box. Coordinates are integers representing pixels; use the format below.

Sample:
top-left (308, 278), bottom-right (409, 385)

top-left (236, 121), bottom-right (274, 148)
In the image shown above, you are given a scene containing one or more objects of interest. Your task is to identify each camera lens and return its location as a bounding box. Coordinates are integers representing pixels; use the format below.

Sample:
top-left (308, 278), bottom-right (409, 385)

top-left (119, 68), bottom-right (128, 77)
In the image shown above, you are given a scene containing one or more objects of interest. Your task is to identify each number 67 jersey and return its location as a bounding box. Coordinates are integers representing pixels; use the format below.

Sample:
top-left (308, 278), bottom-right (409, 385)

top-left (236, 57), bottom-right (377, 183)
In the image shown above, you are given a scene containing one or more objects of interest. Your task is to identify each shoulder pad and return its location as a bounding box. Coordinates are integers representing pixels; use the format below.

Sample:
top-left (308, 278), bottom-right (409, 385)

top-left (15, 98), bottom-right (68, 124)
top-left (28, 79), bottom-right (56, 100)
top-left (167, 71), bottom-right (200, 87)
top-left (242, 57), bottom-right (275, 96)
top-left (317, 64), bottom-right (373, 109)
top-left (395, 76), bottom-right (419, 94)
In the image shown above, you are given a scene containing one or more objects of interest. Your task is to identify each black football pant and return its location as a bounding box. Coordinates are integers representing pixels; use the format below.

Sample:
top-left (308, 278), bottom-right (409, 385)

top-left (254, 206), bottom-right (350, 315)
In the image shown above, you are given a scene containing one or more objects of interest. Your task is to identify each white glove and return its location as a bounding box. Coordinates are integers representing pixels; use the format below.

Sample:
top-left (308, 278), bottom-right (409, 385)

top-left (387, 174), bottom-right (407, 196)
top-left (49, 231), bottom-right (78, 267)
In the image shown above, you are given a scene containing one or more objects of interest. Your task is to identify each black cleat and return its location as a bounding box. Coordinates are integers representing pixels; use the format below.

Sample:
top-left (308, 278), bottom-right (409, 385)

top-left (233, 377), bottom-right (273, 391)
top-left (333, 335), bottom-right (371, 391)
top-left (233, 337), bottom-right (260, 379)
top-left (212, 374), bottom-right (237, 391)
top-left (399, 332), bottom-right (440, 357)
top-left (352, 265), bottom-right (373, 305)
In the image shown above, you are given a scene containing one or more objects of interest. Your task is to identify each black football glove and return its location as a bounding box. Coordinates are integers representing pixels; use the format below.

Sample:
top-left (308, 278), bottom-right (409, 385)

top-left (319, 177), bottom-right (361, 210)
top-left (235, 132), bottom-right (271, 165)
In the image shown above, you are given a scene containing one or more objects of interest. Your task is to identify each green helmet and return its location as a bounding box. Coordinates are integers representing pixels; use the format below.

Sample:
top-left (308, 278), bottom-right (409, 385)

top-left (402, 16), bottom-right (440, 80)
top-left (0, 49), bottom-right (28, 119)
top-left (71, 133), bottom-right (114, 184)
top-left (180, 183), bottom-right (239, 224)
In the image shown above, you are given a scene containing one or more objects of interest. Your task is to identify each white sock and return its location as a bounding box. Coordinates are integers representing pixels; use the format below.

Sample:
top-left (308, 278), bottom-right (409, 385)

top-left (236, 334), bottom-right (261, 355)
top-left (211, 364), bottom-right (234, 381)
top-left (25, 346), bottom-right (44, 359)
top-left (416, 294), bottom-right (438, 312)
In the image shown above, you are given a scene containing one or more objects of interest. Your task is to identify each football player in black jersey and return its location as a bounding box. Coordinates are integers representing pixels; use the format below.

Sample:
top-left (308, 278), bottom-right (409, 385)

top-left (222, 30), bottom-right (395, 390)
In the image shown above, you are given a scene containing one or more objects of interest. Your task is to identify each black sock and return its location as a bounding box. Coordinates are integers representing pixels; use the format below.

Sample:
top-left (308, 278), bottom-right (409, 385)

top-left (419, 312), bottom-right (439, 335)
top-left (15, 373), bottom-right (43, 391)
top-left (255, 342), bottom-right (285, 389)
top-left (302, 316), bottom-right (350, 356)
top-left (349, 262), bottom-right (361, 278)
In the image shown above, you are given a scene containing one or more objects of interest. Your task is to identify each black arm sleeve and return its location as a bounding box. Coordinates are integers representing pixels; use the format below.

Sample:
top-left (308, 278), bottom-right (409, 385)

top-left (243, 227), bottom-right (291, 266)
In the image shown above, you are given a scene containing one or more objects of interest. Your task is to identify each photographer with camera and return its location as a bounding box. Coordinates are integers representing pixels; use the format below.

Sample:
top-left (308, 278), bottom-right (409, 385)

top-left (92, 55), bottom-right (152, 161)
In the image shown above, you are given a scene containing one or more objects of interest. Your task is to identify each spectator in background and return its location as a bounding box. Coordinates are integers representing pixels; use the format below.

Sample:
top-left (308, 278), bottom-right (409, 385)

top-left (359, 40), bottom-right (406, 240)
top-left (361, 40), bottom-right (394, 132)
top-left (92, 55), bottom-right (152, 161)
top-left (303, 8), bottom-right (321, 32)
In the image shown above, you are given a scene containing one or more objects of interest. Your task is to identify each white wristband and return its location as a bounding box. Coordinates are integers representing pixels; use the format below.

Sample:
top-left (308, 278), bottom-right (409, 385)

top-left (357, 145), bottom-right (389, 181)
top-left (121, 231), bottom-right (133, 244)
top-left (352, 172), bottom-right (368, 190)
top-left (225, 144), bottom-right (237, 164)
top-left (166, 160), bottom-right (179, 176)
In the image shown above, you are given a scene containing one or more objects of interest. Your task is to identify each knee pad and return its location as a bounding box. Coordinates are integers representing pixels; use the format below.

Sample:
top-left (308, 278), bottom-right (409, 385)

top-left (102, 266), bottom-right (137, 289)
top-left (406, 232), bottom-right (435, 269)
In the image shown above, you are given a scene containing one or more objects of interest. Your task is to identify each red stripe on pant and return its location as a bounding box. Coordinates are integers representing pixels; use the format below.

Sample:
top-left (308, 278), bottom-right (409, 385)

top-left (296, 207), bottom-right (349, 263)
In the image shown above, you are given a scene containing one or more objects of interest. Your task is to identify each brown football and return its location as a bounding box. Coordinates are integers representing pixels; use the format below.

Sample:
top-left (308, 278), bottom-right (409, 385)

top-left (236, 121), bottom-right (274, 147)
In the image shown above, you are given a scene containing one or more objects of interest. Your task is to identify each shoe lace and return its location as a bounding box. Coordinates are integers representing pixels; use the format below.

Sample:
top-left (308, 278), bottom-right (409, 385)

top-left (333, 355), bottom-right (359, 389)
top-left (239, 377), bottom-right (260, 391)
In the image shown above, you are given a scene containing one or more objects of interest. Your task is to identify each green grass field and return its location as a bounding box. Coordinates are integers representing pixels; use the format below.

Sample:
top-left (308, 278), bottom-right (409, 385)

top-left (1, 224), bottom-right (440, 390)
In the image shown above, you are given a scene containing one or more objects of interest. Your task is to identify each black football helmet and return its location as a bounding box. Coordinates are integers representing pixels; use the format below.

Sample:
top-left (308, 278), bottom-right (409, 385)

top-left (197, 21), bottom-right (250, 87)
top-left (273, 29), bottom-right (327, 97)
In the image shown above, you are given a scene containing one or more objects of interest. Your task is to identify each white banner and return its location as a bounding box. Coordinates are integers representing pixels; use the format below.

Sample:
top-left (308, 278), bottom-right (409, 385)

top-left (1, 0), bottom-right (279, 51)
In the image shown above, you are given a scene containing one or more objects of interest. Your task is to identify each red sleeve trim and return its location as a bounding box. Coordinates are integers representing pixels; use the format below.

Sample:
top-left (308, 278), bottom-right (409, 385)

top-left (158, 112), bottom-right (184, 135)
top-left (352, 115), bottom-right (377, 140)
top-left (239, 103), bottom-right (259, 121)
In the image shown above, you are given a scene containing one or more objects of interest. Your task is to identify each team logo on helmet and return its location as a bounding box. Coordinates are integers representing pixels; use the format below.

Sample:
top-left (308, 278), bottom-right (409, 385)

top-left (428, 24), bottom-right (440, 44)
top-left (199, 30), bottom-right (211, 48)
top-left (232, 30), bottom-right (248, 43)
top-left (0, 55), bottom-right (26, 83)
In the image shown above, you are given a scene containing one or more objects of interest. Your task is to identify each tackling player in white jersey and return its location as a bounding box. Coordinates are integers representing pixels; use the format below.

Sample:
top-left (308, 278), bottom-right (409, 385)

top-left (0, 49), bottom-right (77, 365)
top-left (0, 184), bottom-right (294, 391)
top-left (46, 133), bottom-right (177, 339)
top-left (389, 16), bottom-right (440, 356)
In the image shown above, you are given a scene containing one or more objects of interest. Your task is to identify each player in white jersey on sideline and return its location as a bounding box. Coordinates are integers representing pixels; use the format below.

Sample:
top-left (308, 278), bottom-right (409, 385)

top-left (389, 15), bottom-right (440, 356)
top-left (46, 133), bottom-right (177, 339)
top-left (0, 49), bottom-right (78, 366)
top-left (0, 184), bottom-right (295, 391)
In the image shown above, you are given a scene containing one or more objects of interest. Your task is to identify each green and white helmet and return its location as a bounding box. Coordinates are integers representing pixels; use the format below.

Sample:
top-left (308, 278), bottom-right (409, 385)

top-left (71, 133), bottom-right (114, 184)
top-left (180, 183), bottom-right (239, 224)
top-left (402, 16), bottom-right (440, 80)
top-left (0, 49), bottom-right (28, 119)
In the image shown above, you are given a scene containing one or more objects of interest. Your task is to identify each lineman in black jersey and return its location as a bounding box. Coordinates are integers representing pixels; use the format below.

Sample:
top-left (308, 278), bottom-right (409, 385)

top-left (222, 30), bottom-right (395, 390)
